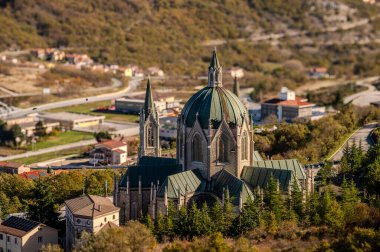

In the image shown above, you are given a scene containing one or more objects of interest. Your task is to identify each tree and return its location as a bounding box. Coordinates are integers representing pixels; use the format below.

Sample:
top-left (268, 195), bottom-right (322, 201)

top-left (40, 244), bottom-right (64, 252)
top-left (35, 120), bottom-right (47, 137)
top-left (264, 176), bottom-right (284, 222)
top-left (94, 131), bottom-right (112, 143)
top-left (27, 179), bottom-right (59, 226)
top-left (319, 187), bottom-right (344, 230)
top-left (364, 157), bottom-right (380, 196)
top-left (231, 197), bottom-right (259, 235)
top-left (75, 222), bottom-right (156, 252)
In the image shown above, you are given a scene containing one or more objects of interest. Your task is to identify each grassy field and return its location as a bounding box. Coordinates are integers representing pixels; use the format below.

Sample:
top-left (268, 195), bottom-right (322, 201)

top-left (10, 147), bottom-right (89, 165)
top-left (26, 131), bottom-right (94, 151)
top-left (47, 101), bottom-right (139, 123)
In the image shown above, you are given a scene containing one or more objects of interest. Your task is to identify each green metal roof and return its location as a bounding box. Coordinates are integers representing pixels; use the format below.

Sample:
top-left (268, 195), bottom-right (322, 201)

top-left (251, 159), bottom-right (305, 180)
top-left (212, 170), bottom-right (253, 205)
top-left (143, 79), bottom-right (156, 120)
top-left (157, 169), bottom-right (203, 198)
top-left (241, 166), bottom-right (294, 191)
top-left (253, 151), bottom-right (263, 161)
top-left (181, 86), bottom-right (247, 129)
top-left (119, 157), bottom-right (181, 188)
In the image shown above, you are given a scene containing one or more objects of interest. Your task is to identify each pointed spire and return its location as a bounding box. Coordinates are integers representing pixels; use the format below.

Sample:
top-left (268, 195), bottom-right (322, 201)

top-left (209, 48), bottom-right (221, 70)
top-left (143, 78), bottom-right (156, 120)
top-left (233, 75), bottom-right (240, 97)
top-left (208, 48), bottom-right (223, 87)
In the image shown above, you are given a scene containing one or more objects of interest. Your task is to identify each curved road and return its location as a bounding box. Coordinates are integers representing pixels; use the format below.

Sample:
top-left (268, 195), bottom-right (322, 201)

top-left (344, 76), bottom-right (380, 106)
top-left (1, 77), bottom-right (144, 119)
top-left (329, 122), bottom-right (378, 162)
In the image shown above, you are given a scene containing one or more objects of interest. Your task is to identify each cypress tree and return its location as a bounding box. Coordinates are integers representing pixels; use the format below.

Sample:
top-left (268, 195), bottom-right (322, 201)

top-left (264, 176), bottom-right (284, 222)
top-left (231, 197), bottom-right (259, 235)
top-left (210, 201), bottom-right (224, 233)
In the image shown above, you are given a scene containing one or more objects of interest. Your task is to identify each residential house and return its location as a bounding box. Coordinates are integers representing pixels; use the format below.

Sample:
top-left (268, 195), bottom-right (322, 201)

top-left (0, 216), bottom-right (58, 252)
top-left (309, 67), bottom-right (331, 79)
top-left (65, 195), bottom-right (120, 251)
top-left (90, 140), bottom-right (128, 165)
top-left (118, 66), bottom-right (133, 77)
top-left (0, 162), bottom-right (30, 175)
top-left (147, 67), bottom-right (164, 77)
top-left (226, 67), bottom-right (244, 78)
top-left (65, 54), bottom-right (93, 67)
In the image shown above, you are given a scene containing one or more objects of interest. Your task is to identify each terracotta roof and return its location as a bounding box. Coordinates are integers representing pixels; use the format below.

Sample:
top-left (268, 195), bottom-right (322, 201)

top-left (96, 140), bottom-right (126, 150)
top-left (19, 171), bottom-right (49, 180)
top-left (0, 216), bottom-right (41, 237)
top-left (263, 97), bottom-right (314, 107)
top-left (0, 161), bottom-right (23, 169)
top-left (65, 195), bottom-right (119, 218)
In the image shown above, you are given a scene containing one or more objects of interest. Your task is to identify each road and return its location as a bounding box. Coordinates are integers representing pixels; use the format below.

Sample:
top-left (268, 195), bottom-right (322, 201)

top-left (0, 139), bottom-right (97, 162)
top-left (329, 122), bottom-right (378, 162)
top-left (344, 76), bottom-right (380, 106)
top-left (1, 77), bottom-right (144, 119)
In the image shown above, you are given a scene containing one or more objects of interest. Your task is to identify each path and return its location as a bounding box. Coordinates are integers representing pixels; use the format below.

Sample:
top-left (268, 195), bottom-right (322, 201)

top-left (329, 122), bottom-right (378, 162)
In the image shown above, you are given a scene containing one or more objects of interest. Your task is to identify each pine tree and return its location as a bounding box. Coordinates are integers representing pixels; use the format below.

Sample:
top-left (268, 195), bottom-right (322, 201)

top-left (291, 181), bottom-right (304, 221)
top-left (319, 186), bottom-right (344, 230)
top-left (231, 197), bottom-right (259, 235)
top-left (175, 206), bottom-right (188, 238)
top-left (155, 214), bottom-right (165, 241)
top-left (210, 201), bottom-right (224, 233)
top-left (264, 176), bottom-right (284, 222)
top-left (223, 188), bottom-right (235, 235)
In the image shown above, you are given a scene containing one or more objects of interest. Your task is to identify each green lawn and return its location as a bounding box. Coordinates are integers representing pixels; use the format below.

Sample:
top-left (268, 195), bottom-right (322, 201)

top-left (10, 147), bottom-right (88, 165)
top-left (26, 131), bottom-right (94, 151)
top-left (47, 101), bottom-right (139, 122)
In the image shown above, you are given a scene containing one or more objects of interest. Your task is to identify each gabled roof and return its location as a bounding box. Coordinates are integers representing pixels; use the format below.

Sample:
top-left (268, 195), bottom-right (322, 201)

top-left (241, 166), bottom-right (294, 191)
top-left (157, 169), bottom-right (203, 199)
top-left (119, 157), bottom-right (182, 188)
top-left (212, 170), bottom-right (253, 205)
top-left (250, 159), bottom-right (306, 180)
top-left (96, 140), bottom-right (126, 150)
top-left (65, 195), bottom-right (119, 218)
top-left (0, 216), bottom-right (41, 237)
top-left (98, 221), bottom-right (119, 233)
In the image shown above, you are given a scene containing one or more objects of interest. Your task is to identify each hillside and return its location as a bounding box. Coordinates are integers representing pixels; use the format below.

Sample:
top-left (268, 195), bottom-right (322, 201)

top-left (0, 0), bottom-right (380, 93)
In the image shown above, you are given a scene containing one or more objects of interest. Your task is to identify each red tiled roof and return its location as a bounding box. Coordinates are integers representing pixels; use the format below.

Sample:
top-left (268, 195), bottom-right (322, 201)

top-left (96, 140), bottom-right (126, 150)
top-left (19, 171), bottom-right (49, 180)
top-left (263, 97), bottom-right (314, 107)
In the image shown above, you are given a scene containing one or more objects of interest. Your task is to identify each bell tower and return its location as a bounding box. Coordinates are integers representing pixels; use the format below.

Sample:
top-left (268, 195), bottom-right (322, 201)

top-left (138, 79), bottom-right (161, 159)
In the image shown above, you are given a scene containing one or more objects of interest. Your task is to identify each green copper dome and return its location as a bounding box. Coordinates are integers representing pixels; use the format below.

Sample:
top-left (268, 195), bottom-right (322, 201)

top-left (182, 86), bottom-right (247, 129)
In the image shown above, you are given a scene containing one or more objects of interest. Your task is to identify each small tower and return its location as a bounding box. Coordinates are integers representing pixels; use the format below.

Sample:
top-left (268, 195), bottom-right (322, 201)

top-left (208, 48), bottom-right (223, 87)
top-left (233, 75), bottom-right (240, 98)
top-left (138, 79), bottom-right (161, 159)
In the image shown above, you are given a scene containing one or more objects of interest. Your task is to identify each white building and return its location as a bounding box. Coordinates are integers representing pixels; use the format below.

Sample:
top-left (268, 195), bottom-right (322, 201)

top-left (90, 139), bottom-right (128, 165)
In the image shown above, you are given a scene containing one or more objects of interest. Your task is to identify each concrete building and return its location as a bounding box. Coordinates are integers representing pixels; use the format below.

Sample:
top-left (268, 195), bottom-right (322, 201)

top-left (116, 51), bottom-right (314, 222)
top-left (5, 115), bottom-right (59, 137)
top-left (115, 98), bottom-right (166, 115)
top-left (65, 195), bottom-right (119, 251)
top-left (0, 216), bottom-right (58, 252)
top-left (0, 162), bottom-right (30, 174)
top-left (159, 117), bottom-right (177, 139)
top-left (90, 140), bottom-right (128, 165)
top-left (39, 112), bottom-right (105, 130)
top-left (261, 87), bottom-right (315, 122)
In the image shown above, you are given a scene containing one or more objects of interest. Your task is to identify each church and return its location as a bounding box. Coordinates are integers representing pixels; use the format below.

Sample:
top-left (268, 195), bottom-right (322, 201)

top-left (114, 50), bottom-right (314, 223)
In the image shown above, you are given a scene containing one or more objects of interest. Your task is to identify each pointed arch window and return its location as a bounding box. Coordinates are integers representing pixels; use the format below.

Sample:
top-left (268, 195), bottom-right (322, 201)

top-left (147, 124), bottom-right (154, 147)
top-left (218, 134), bottom-right (229, 163)
top-left (241, 132), bottom-right (248, 160)
top-left (192, 134), bottom-right (203, 162)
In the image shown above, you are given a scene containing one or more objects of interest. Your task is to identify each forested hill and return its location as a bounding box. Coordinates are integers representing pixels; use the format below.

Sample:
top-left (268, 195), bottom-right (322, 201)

top-left (0, 0), bottom-right (378, 75)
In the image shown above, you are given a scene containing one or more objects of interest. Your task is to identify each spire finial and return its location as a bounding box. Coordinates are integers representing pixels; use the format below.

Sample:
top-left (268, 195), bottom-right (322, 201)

top-left (208, 49), bottom-right (222, 87)
top-left (143, 78), bottom-right (156, 120)
top-left (233, 74), bottom-right (240, 97)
